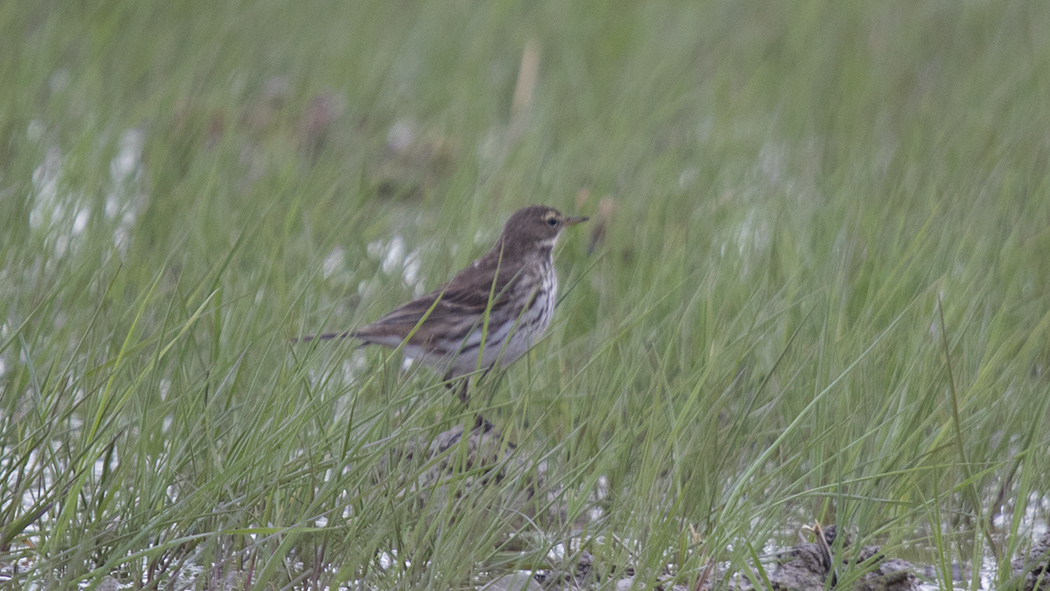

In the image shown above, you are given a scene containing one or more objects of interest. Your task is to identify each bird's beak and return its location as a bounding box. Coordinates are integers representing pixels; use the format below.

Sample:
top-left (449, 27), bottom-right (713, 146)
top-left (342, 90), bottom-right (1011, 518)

top-left (562, 215), bottom-right (588, 226)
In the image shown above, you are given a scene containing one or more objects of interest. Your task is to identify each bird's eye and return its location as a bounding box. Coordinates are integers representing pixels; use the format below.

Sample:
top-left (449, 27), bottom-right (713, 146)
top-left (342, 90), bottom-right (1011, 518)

top-left (546, 217), bottom-right (558, 226)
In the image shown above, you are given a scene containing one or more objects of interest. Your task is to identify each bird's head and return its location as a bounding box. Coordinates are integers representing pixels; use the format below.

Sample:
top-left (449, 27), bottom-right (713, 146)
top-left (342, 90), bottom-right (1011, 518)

top-left (498, 205), bottom-right (588, 253)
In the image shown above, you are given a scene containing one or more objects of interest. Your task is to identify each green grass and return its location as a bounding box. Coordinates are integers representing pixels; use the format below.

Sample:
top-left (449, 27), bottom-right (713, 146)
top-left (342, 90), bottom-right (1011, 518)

top-left (2, 0), bottom-right (1049, 589)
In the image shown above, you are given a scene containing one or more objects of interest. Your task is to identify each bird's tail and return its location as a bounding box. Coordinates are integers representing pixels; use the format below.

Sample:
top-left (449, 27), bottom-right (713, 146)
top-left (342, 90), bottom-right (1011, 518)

top-left (292, 330), bottom-right (355, 343)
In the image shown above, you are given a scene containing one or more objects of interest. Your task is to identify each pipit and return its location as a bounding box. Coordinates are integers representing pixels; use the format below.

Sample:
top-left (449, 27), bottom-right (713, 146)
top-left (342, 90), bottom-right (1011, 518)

top-left (302, 205), bottom-right (587, 403)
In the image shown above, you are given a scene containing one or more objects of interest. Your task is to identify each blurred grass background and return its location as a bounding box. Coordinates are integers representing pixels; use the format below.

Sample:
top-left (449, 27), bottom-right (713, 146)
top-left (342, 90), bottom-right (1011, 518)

top-left (2, 0), bottom-right (1049, 589)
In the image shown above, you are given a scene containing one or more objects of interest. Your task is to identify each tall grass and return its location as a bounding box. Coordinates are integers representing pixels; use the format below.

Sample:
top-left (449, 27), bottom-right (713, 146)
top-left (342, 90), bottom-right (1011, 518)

top-left (2, 1), bottom-right (1049, 589)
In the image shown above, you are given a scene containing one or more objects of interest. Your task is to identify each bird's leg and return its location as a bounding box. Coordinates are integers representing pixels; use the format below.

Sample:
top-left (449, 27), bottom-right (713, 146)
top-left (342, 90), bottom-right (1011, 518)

top-left (442, 372), bottom-right (471, 405)
top-left (443, 371), bottom-right (496, 432)
top-left (471, 367), bottom-right (500, 432)
top-left (473, 415), bottom-right (496, 432)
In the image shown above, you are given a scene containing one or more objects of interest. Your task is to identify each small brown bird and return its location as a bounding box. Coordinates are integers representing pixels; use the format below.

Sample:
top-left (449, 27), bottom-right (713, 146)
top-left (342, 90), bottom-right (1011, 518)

top-left (303, 205), bottom-right (587, 402)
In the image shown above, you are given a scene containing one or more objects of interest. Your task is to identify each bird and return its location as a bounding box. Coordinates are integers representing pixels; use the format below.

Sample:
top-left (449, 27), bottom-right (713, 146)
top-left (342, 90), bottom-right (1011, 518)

top-left (301, 205), bottom-right (587, 403)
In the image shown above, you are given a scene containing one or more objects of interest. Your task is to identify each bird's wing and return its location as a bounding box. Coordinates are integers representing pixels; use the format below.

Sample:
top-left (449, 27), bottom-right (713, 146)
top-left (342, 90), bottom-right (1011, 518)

top-left (352, 249), bottom-right (520, 347)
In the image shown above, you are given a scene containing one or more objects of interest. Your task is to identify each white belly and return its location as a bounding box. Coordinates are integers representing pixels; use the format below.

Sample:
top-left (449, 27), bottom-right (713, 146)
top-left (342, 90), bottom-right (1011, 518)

top-left (440, 264), bottom-right (557, 378)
